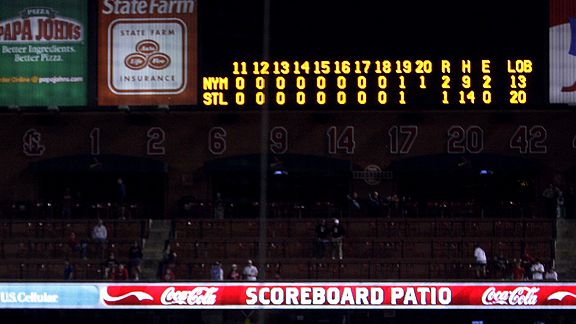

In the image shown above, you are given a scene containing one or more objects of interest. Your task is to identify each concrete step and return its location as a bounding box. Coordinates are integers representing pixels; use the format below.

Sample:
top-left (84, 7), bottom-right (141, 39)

top-left (555, 219), bottom-right (576, 279)
top-left (140, 219), bottom-right (173, 280)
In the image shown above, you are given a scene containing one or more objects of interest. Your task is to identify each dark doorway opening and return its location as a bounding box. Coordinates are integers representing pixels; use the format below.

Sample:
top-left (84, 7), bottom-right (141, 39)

top-left (31, 155), bottom-right (167, 219)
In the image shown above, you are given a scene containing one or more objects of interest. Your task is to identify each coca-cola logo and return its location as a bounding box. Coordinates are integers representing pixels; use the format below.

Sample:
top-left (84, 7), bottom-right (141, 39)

top-left (124, 39), bottom-right (171, 70)
top-left (160, 287), bottom-right (219, 305)
top-left (481, 287), bottom-right (539, 306)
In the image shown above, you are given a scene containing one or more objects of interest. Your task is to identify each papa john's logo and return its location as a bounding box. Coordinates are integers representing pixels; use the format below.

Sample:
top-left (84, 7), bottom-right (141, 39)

top-left (125, 40), bottom-right (171, 70)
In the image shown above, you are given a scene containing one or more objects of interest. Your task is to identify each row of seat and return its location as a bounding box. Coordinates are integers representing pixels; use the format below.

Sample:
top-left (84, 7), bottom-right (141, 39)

top-left (0, 258), bottom-right (488, 281)
top-left (173, 218), bottom-right (556, 240)
top-left (0, 219), bottom-right (149, 240)
top-left (171, 238), bottom-right (554, 261)
top-left (0, 239), bottom-right (136, 260)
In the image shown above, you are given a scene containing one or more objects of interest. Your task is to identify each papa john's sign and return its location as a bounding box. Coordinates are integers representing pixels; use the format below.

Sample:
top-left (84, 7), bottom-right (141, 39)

top-left (98, 0), bottom-right (197, 106)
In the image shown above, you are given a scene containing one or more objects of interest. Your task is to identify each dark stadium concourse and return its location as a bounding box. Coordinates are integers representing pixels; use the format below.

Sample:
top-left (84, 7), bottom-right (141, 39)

top-left (204, 154), bottom-right (352, 215)
top-left (30, 154), bottom-right (167, 219)
top-left (388, 153), bottom-right (542, 218)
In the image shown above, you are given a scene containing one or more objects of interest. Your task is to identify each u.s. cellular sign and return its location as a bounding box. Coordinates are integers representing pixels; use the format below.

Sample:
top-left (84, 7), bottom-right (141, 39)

top-left (98, 0), bottom-right (197, 106)
top-left (2, 282), bottom-right (576, 309)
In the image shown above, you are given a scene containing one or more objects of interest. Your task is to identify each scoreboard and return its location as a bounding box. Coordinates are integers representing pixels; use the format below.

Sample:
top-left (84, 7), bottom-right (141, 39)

top-left (0, 0), bottom-right (568, 109)
top-left (198, 0), bottom-right (550, 110)
top-left (201, 59), bottom-right (535, 107)
top-left (0, 0), bottom-right (573, 221)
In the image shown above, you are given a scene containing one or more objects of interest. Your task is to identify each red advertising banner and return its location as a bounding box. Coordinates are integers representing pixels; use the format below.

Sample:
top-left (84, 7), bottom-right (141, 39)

top-left (98, 0), bottom-right (197, 106)
top-left (99, 282), bottom-right (576, 309)
top-left (3, 282), bottom-right (576, 309)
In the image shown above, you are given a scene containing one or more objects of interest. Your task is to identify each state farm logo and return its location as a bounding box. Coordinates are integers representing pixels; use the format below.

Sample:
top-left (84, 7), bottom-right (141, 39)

top-left (481, 287), bottom-right (539, 306)
top-left (125, 40), bottom-right (171, 70)
top-left (161, 287), bottom-right (218, 305)
top-left (108, 18), bottom-right (187, 95)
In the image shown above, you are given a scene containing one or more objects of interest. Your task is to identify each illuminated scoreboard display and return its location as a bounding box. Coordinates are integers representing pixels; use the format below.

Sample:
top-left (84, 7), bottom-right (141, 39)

top-left (202, 59), bottom-right (534, 107)
top-left (198, 0), bottom-right (552, 110)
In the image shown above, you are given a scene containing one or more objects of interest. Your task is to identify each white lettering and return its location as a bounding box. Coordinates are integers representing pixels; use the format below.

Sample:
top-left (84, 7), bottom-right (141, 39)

top-left (245, 287), bottom-right (257, 305)
top-left (300, 287), bottom-right (311, 305)
top-left (356, 288), bottom-right (369, 305)
top-left (160, 287), bottom-right (218, 305)
top-left (391, 287), bottom-right (404, 305)
top-left (101, 0), bottom-right (195, 15)
top-left (326, 288), bottom-right (339, 305)
top-left (481, 287), bottom-right (539, 306)
top-left (312, 287), bottom-right (325, 305)
top-left (404, 288), bottom-right (418, 305)
top-left (341, 288), bottom-right (354, 305)
top-left (371, 288), bottom-right (384, 305)
top-left (285, 288), bottom-right (298, 305)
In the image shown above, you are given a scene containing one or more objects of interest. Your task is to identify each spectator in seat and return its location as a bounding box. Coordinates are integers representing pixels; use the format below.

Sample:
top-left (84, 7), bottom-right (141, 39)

top-left (330, 218), bottom-right (346, 260)
top-left (473, 244), bottom-right (487, 279)
top-left (62, 188), bottom-right (72, 219)
top-left (227, 264), bottom-right (241, 280)
top-left (114, 263), bottom-right (130, 281)
top-left (210, 261), bottom-right (224, 281)
top-left (530, 258), bottom-right (545, 280)
top-left (64, 259), bottom-right (75, 280)
top-left (544, 264), bottom-right (558, 281)
top-left (243, 259), bottom-right (258, 281)
top-left (103, 251), bottom-right (119, 280)
top-left (511, 260), bottom-right (525, 281)
top-left (128, 240), bottom-right (143, 280)
top-left (367, 191), bottom-right (383, 217)
top-left (314, 219), bottom-right (329, 258)
top-left (163, 267), bottom-right (176, 281)
top-left (91, 218), bottom-right (108, 258)
top-left (68, 231), bottom-right (87, 259)
top-left (157, 240), bottom-right (177, 279)
top-left (346, 192), bottom-right (362, 217)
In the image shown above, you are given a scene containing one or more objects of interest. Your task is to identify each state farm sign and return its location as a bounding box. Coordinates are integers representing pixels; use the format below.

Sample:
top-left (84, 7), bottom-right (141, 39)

top-left (98, 0), bottom-right (197, 106)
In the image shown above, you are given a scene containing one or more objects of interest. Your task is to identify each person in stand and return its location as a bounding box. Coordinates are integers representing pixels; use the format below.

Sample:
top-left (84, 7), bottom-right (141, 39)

top-left (243, 259), bottom-right (258, 281)
top-left (330, 218), bottom-right (346, 260)
top-left (314, 219), bottom-right (329, 258)
top-left (116, 178), bottom-right (127, 219)
top-left (163, 267), bottom-right (176, 281)
top-left (103, 251), bottom-right (119, 280)
top-left (68, 231), bottom-right (87, 259)
top-left (114, 263), bottom-right (130, 281)
top-left (542, 184), bottom-right (557, 218)
top-left (157, 240), bottom-right (177, 279)
top-left (91, 218), bottom-right (108, 258)
top-left (128, 240), bottom-right (143, 280)
top-left (367, 191), bottom-right (383, 217)
top-left (62, 188), bottom-right (73, 219)
top-left (473, 244), bottom-right (487, 279)
top-left (346, 192), bottom-right (362, 217)
top-left (64, 259), bottom-right (75, 280)
top-left (210, 261), bottom-right (224, 281)
top-left (544, 264), bottom-right (559, 281)
top-left (530, 258), bottom-right (545, 280)
top-left (511, 260), bottom-right (525, 281)
top-left (227, 264), bottom-right (241, 280)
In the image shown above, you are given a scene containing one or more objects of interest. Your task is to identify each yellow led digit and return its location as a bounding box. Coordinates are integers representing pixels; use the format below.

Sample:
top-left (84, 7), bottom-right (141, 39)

top-left (235, 77), bottom-right (245, 90)
top-left (297, 92), bottom-right (306, 105)
top-left (296, 76), bottom-right (306, 90)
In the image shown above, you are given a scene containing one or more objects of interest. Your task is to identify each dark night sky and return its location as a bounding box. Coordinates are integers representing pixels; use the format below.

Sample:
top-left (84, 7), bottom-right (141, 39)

top-left (197, 0), bottom-right (549, 106)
